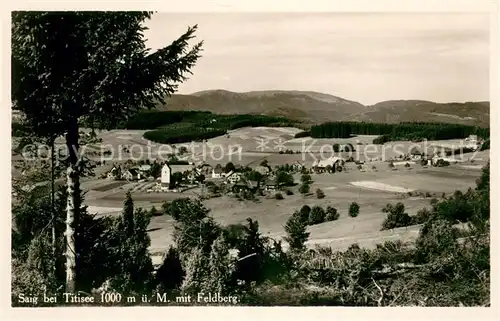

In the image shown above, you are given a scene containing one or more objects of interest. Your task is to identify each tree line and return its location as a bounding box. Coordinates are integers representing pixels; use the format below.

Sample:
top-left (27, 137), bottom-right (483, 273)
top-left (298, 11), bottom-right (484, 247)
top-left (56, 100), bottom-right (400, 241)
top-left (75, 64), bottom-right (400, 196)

top-left (310, 121), bottom-right (490, 142)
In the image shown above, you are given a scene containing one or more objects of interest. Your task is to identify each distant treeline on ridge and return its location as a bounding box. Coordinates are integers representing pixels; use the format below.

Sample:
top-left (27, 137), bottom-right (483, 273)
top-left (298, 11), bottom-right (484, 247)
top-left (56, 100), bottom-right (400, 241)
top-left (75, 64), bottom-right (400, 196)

top-left (127, 110), bottom-right (297, 144)
top-left (310, 121), bottom-right (490, 142)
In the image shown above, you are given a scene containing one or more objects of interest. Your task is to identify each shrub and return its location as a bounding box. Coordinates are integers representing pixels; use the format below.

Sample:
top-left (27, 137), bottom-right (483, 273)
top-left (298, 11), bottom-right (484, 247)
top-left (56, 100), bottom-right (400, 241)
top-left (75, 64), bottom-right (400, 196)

top-left (415, 219), bottom-right (459, 263)
top-left (308, 206), bottom-right (326, 225)
top-left (275, 192), bottom-right (284, 200)
top-left (435, 159), bottom-right (450, 167)
top-left (299, 205), bottom-right (311, 223)
top-left (150, 205), bottom-right (162, 217)
top-left (300, 174), bottom-right (312, 184)
top-left (275, 171), bottom-right (294, 187)
top-left (348, 202), bottom-right (360, 217)
top-left (222, 223), bottom-right (247, 249)
top-left (412, 208), bottom-right (432, 225)
top-left (285, 189), bottom-right (294, 196)
top-left (381, 202), bottom-right (412, 230)
top-left (299, 183), bottom-right (310, 195)
top-left (325, 206), bottom-right (339, 221)
top-left (480, 139), bottom-right (490, 151)
top-left (284, 212), bottom-right (310, 252)
top-left (316, 188), bottom-right (325, 199)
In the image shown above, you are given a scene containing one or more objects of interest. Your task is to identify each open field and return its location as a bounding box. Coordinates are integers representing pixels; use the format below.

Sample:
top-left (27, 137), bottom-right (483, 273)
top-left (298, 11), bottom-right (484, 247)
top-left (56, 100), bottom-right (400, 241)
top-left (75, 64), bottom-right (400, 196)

top-left (94, 162), bottom-right (483, 255)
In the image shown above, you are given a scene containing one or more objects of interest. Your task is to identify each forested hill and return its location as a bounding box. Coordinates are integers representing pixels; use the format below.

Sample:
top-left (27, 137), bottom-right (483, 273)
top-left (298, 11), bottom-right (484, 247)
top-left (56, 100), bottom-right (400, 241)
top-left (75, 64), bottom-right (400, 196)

top-left (156, 90), bottom-right (489, 127)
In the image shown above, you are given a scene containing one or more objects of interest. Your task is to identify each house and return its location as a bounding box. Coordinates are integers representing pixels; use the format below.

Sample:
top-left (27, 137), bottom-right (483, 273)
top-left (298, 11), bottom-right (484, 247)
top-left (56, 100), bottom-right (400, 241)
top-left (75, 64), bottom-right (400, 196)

top-left (410, 148), bottom-right (423, 161)
top-left (232, 180), bottom-right (250, 193)
top-left (185, 170), bottom-right (199, 184)
top-left (254, 165), bottom-right (271, 176)
top-left (264, 177), bottom-right (277, 191)
top-left (464, 135), bottom-right (483, 150)
top-left (107, 166), bottom-right (120, 180)
top-left (197, 163), bottom-right (213, 175)
top-left (122, 168), bottom-right (141, 181)
top-left (226, 172), bottom-right (242, 184)
top-left (160, 163), bottom-right (195, 187)
top-left (212, 166), bottom-right (224, 178)
top-left (232, 179), bottom-right (259, 194)
top-left (312, 156), bottom-right (345, 173)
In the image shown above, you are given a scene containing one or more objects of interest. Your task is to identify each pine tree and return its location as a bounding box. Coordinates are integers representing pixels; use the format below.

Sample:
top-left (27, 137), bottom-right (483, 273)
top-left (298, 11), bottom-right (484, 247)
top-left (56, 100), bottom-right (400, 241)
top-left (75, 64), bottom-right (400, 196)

top-left (284, 212), bottom-right (310, 251)
top-left (155, 246), bottom-right (185, 291)
top-left (123, 191), bottom-right (135, 236)
top-left (180, 247), bottom-right (207, 295)
top-left (110, 195), bottom-right (154, 295)
top-left (202, 235), bottom-right (234, 294)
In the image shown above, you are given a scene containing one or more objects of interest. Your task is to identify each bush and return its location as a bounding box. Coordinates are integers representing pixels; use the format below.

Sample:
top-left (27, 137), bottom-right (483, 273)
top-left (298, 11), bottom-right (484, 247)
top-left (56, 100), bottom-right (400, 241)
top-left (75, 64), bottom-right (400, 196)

top-left (435, 159), bottom-right (450, 167)
top-left (348, 202), bottom-right (360, 217)
top-left (308, 206), bottom-right (326, 225)
top-left (415, 219), bottom-right (459, 263)
top-left (412, 208), bottom-right (432, 225)
top-left (149, 206), bottom-right (162, 217)
top-left (285, 189), bottom-right (294, 196)
top-left (381, 202), bottom-right (412, 230)
top-left (222, 223), bottom-right (247, 249)
top-left (299, 183), bottom-right (310, 195)
top-left (325, 206), bottom-right (339, 221)
top-left (316, 188), bottom-right (325, 199)
top-left (299, 205), bottom-right (311, 223)
top-left (300, 174), bottom-right (312, 184)
top-left (480, 139), bottom-right (490, 151)
top-left (275, 192), bottom-right (284, 200)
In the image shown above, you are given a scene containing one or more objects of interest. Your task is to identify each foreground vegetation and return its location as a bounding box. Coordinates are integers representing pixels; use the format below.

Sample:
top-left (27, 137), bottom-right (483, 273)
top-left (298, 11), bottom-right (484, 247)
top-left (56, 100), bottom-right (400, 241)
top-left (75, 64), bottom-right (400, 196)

top-left (12, 162), bottom-right (490, 306)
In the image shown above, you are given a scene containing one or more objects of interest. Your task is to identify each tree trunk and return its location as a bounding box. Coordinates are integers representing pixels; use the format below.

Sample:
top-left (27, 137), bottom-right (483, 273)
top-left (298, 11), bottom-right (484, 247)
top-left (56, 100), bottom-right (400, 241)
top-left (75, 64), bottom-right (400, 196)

top-left (65, 118), bottom-right (80, 293)
top-left (50, 138), bottom-right (57, 268)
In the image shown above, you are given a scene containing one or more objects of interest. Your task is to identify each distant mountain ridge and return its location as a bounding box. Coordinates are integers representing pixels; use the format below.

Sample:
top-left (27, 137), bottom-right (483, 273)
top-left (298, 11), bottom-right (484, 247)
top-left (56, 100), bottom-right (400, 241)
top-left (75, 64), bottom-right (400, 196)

top-left (158, 89), bottom-right (490, 127)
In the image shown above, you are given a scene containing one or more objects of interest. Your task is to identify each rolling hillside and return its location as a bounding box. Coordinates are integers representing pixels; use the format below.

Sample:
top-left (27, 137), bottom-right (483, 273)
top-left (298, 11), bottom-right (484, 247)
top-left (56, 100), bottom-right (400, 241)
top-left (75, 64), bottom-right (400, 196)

top-left (157, 90), bottom-right (490, 127)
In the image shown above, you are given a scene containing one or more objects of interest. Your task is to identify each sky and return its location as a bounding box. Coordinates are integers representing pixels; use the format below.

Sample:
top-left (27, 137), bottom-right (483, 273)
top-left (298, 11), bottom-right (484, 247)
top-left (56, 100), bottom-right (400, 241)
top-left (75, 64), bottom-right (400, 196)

top-left (143, 13), bottom-right (489, 105)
